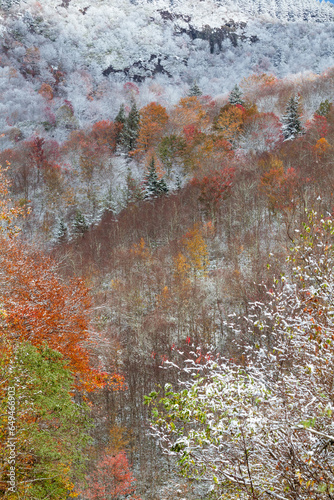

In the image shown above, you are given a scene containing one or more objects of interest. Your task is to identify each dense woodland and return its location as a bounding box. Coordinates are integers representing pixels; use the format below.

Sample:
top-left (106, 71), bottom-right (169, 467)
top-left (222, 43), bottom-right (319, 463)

top-left (1, 0), bottom-right (334, 499)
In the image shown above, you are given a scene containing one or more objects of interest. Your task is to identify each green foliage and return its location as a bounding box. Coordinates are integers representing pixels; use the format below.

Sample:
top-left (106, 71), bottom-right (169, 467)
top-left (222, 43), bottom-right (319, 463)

top-left (115, 103), bottom-right (126, 124)
top-left (158, 135), bottom-right (186, 175)
top-left (315, 99), bottom-right (332, 117)
top-left (1, 341), bottom-right (92, 499)
top-left (56, 217), bottom-right (68, 242)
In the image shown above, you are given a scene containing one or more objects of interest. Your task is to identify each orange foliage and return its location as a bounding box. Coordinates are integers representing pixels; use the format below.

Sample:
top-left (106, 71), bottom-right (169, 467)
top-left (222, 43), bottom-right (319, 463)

top-left (0, 238), bottom-right (123, 391)
top-left (134, 102), bottom-right (168, 156)
top-left (182, 225), bottom-right (209, 277)
top-left (260, 156), bottom-right (297, 212)
top-left (38, 83), bottom-right (54, 101)
top-left (314, 137), bottom-right (331, 157)
top-left (214, 105), bottom-right (245, 144)
top-left (171, 96), bottom-right (210, 133)
top-left (91, 120), bottom-right (119, 153)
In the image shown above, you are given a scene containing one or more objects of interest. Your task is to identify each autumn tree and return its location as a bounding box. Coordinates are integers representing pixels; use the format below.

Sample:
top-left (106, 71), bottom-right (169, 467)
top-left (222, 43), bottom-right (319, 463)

top-left (0, 340), bottom-right (92, 499)
top-left (214, 105), bottom-right (245, 145)
top-left (0, 163), bottom-right (27, 236)
top-left (0, 237), bottom-right (115, 390)
top-left (84, 452), bottom-right (141, 500)
top-left (134, 102), bottom-right (168, 157)
top-left (191, 167), bottom-right (235, 224)
top-left (259, 155), bottom-right (297, 214)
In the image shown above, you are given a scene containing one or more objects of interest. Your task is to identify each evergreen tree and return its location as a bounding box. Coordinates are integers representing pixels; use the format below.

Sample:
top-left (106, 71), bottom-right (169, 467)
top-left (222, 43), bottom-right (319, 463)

top-left (316, 99), bottom-right (332, 117)
top-left (120, 100), bottom-right (140, 152)
top-left (143, 158), bottom-right (168, 199)
top-left (73, 211), bottom-right (88, 236)
top-left (115, 103), bottom-right (126, 125)
top-left (188, 81), bottom-right (203, 97)
top-left (281, 94), bottom-right (303, 140)
top-left (229, 84), bottom-right (244, 106)
top-left (57, 217), bottom-right (68, 242)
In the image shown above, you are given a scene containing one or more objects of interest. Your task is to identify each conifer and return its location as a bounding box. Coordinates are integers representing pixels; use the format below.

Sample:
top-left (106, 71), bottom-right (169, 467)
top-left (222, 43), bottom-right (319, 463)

top-left (188, 82), bottom-right (203, 97)
top-left (281, 94), bottom-right (303, 140)
top-left (143, 157), bottom-right (168, 199)
top-left (120, 100), bottom-right (139, 152)
top-left (229, 84), bottom-right (244, 106)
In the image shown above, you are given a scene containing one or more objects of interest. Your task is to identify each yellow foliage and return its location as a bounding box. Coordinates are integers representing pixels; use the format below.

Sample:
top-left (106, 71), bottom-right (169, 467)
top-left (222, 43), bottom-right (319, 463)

top-left (314, 137), bottom-right (331, 156)
top-left (182, 225), bottom-right (209, 276)
top-left (214, 106), bottom-right (244, 143)
top-left (173, 252), bottom-right (191, 281)
top-left (171, 96), bottom-right (210, 132)
top-left (130, 237), bottom-right (151, 261)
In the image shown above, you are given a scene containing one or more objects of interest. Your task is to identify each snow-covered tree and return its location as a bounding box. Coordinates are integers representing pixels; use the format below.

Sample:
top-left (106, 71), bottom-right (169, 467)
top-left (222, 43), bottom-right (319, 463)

top-left (115, 103), bottom-right (126, 125)
top-left (146, 211), bottom-right (334, 499)
top-left (281, 94), bottom-right (303, 140)
top-left (228, 84), bottom-right (244, 106)
top-left (143, 157), bottom-right (168, 199)
top-left (56, 217), bottom-right (68, 242)
top-left (73, 211), bottom-right (88, 236)
top-left (120, 100), bottom-right (140, 152)
top-left (188, 82), bottom-right (203, 97)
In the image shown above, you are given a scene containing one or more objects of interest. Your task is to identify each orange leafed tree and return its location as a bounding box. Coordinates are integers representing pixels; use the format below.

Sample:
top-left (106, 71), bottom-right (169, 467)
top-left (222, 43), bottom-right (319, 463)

top-left (171, 96), bottom-right (210, 134)
top-left (259, 156), bottom-right (297, 213)
top-left (0, 237), bottom-right (122, 390)
top-left (134, 102), bottom-right (169, 156)
top-left (214, 105), bottom-right (245, 144)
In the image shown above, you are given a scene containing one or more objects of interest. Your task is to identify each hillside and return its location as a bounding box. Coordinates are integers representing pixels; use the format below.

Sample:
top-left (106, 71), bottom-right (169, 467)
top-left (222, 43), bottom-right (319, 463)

top-left (1, 0), bottom-right (334, 499)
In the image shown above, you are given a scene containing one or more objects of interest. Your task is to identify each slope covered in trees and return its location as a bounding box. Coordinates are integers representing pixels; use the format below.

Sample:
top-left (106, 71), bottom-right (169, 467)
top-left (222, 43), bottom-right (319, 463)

top-left (1, 1), bottom-right (334, 497)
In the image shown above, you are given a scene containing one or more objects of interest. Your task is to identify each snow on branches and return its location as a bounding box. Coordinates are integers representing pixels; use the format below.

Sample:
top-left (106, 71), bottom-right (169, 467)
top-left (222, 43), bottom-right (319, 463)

top-left (145, 211), bottom-right (334, 499)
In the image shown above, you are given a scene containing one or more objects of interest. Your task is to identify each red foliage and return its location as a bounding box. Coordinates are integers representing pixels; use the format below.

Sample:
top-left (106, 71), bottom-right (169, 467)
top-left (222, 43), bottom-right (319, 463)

top-left (191, 167), bottom-right (235, 212)
top-left (0, 237), bottom-right (123, 391)
top-left (183, 125), bottom-right (202, 145)
top-left (85, 452), bottom-right (141, 500)
top-left (305, 114), bottom-right (329, 141)
top-left (91, 120), bottom-right (119, 153)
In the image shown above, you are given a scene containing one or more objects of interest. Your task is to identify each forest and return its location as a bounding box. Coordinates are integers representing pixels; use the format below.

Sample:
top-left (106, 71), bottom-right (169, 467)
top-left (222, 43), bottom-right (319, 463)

top-left (1, 65), bottom-right (334, 499)
top-left (1, 0), bottom-right (334, 499)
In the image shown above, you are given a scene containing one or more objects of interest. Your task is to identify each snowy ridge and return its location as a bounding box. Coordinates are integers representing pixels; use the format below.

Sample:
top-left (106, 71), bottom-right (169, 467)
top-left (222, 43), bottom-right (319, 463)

top-left (135, 0), bottom-right (334, 25)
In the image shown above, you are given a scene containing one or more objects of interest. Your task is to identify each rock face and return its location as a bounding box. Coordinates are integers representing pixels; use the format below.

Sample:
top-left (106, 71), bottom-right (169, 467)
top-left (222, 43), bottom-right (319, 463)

top-left (178, 21), bottom-right (251, 53)
top-left (103, 54), bottom-right (172, 82)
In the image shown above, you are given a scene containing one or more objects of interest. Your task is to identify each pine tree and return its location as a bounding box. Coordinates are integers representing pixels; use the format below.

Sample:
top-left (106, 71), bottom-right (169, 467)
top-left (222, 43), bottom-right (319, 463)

top-left (115, 103), bottom-right (126, 125)
top-left (188, 82), bottom-right (203, 97)
top-left (57, 218), bottom-right (68, 242)
top-left (229, 84), bottom-right (244, 106)
top-left (73, 211), bottom-right (88, 236)
top-left (281, 94), bottom-right (303, 141)
top-left (120, 100), bottom-right (140, 152)
top-left (143, 158), bottom-right (168, 199)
